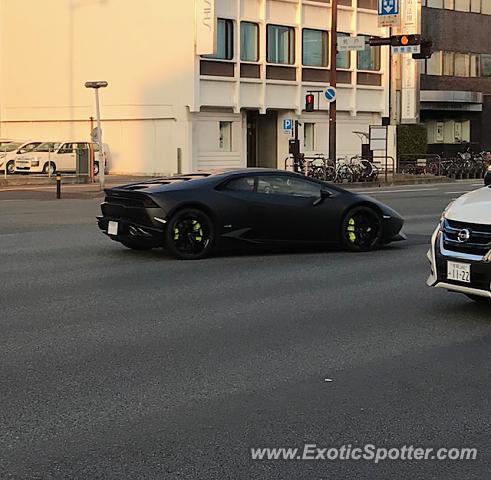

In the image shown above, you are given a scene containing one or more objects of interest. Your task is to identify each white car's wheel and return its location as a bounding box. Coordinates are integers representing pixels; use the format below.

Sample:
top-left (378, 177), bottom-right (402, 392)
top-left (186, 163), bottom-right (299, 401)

top-left (6, 160), bottom-right (15, 174)
top-left (42, 162), bottom-right (56, 175)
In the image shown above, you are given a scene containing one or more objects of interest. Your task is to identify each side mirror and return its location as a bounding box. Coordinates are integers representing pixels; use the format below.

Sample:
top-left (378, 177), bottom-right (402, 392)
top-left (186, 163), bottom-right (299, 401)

top-left (313, 189), bottom-right (332, 206)
top-left (320, 188), bottom-right (332, 199)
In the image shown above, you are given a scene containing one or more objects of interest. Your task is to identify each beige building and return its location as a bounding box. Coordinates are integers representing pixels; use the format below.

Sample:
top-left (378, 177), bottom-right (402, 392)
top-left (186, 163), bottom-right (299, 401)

top-left (0, 0), bottom-right (390, 175)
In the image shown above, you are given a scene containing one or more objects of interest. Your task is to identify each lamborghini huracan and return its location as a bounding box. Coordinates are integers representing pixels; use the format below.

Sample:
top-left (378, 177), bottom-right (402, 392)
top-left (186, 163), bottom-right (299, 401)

top-left (97, 169), bottom-right (405, 260)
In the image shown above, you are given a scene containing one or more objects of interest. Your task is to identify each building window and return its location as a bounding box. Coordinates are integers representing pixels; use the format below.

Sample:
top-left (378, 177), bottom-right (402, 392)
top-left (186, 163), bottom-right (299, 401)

top-left (454, 53), bottom-right (470, 77)
top-left (436, 122), bottom-right (445, 143)
top-left (443, 52), bottom-right (454, 75)
top-left (302, 29), bottom-right (328, 67)
top-left (357, 0), bottom-right (377, 9)
top-left (481, 54), bottom-right (491, 76)
top-left (454, 0), bottom-right (470, 10)
top-left (426, 51), bottom-right (442, 75)
top-left (204, 19), bottom-right (234, 60)
top-left (241, 22), bottom-right (259, 62)
top-left (471, 0), bottom-right (481, 12)
top-left (357, 36), bottom-right (380, 71)
top-left (470, 54), bottom-right (480, 77)
top-left (267, 25), bottom-right (295, 64)
top-left (337, 33), bottom-right (351, 69)
top-left (304, 123), bottom-right (315, 151)
top-left (427, 0), bottom-right (443, 6)
top-left (219, 121), bottom-right (232, 151)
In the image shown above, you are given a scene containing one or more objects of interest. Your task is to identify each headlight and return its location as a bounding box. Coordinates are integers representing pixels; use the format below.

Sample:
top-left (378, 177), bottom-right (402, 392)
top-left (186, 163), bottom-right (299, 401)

top-left (31, 160), bottom-right (39, 167)
top-left (487, 165), bottom-right (491, 172)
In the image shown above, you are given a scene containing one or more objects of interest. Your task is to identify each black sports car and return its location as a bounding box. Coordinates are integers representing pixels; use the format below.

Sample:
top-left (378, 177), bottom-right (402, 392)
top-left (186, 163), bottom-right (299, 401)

top-left (97, 169), bottom-right (405, 260)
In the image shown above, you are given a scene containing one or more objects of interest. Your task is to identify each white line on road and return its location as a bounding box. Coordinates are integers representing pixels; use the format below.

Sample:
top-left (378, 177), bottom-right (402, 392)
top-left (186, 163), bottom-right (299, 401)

top-left (356, 187), bottom-right (439, 194)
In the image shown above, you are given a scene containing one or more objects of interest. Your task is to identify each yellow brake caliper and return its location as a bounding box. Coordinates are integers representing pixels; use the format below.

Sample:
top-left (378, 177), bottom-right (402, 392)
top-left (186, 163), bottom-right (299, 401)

top-left (347, 218), bottom-right (356, 243)
top-left (192, 220), bottom-right (203, 242)
top-left (173, 227), bottom-right (180, 240)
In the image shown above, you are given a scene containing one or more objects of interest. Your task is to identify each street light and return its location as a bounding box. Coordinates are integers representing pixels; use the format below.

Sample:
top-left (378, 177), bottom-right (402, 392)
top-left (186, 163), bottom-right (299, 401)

top-left (85, 81), bottom-right (108, 189)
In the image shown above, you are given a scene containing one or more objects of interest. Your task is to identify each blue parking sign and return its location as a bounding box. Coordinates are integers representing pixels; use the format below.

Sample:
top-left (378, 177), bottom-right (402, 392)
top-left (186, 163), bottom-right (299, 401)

top-left (283, 119), bottom-right (293, 131)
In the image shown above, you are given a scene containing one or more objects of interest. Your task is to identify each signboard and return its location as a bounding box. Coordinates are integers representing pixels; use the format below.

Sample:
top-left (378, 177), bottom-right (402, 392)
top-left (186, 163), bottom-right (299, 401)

top-left (337, 36), bottom-right (366, 52)
top-left (392, 45), bottom-right (421, 55)
top-left (195, 0), bottom-right (216, 55)
top-left (324, 87), bottom-right (337, 103)
top-left (369, 125), bottom-right (388, 152)
top-left (400, 0), bottom-right (420, 123)
top-left (283, 119), bottom-right (293, 135)
top-left (378, 15), bottom-right (400, 27)
top-left (378, 0), bottom-right (399, 27)
top-left (378, 0), bottom-right (398, 15)
top-left (90, 127), bottom-right (101, 143)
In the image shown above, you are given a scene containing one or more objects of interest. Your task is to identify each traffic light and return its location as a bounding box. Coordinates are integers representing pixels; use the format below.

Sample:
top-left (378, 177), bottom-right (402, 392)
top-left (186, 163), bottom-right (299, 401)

top-left (390, 34), bottom-right (421, 47)
top-left (412, 38), bottom-right (433, 60)
top-left (305, 94), bottom-right (315, 112)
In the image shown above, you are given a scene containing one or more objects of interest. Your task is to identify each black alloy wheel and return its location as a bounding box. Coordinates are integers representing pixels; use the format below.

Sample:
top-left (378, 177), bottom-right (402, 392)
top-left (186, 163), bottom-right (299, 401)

top-left (165, 208), bottom-right (214, 260)
top-left (341, 206), bottom-right (383, 252)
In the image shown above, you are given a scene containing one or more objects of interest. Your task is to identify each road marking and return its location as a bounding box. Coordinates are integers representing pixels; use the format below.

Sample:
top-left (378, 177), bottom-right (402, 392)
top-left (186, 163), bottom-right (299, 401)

top-left (356, 187), bottom-right (439, 194)
top-left (445, 190), bottom-right (474, 195)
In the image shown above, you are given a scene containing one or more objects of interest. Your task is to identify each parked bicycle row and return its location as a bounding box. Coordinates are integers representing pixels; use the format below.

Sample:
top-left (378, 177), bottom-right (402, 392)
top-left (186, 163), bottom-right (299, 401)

top-left (287, 154), bottom-right (381, 183)
top-left (399, 151), bottom-right (490, 179)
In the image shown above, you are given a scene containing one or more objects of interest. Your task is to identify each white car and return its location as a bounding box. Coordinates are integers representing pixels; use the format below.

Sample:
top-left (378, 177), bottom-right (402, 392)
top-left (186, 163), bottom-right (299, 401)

top-left (15, 141), bottom-right (107, 175)
top-left (0, 141), bottom-right (42, 174)
top-left (427, 186), bottom-right (491, 303)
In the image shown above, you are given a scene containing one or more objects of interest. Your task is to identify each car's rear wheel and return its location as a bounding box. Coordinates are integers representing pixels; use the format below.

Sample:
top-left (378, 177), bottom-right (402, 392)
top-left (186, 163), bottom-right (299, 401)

top-left (165, 208), bottom-right (214, 260)
top-left (120, 239), bottom-right (154, 251)
top-left (42, 162), bottom-right (56, 175)
top-left (465, 294), bottom-right (490, 304)
top-left (94, 161), bottom-right (99, 176)
top-left (6, 160), bottom-right (15, 174)
top-left (341, 206), bottom-right (383, 252)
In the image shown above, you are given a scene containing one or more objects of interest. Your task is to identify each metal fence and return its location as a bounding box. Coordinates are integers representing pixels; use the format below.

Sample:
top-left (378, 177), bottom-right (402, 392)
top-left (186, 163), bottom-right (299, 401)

top-left (1, 145), bottom-right (102, 182)
top-left (285, 154), bottom-right (394, 183)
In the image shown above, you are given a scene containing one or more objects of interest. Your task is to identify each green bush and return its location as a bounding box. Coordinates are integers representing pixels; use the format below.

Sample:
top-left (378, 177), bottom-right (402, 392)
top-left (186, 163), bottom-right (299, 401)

top-left (397, 124), bottom-right (427, 157)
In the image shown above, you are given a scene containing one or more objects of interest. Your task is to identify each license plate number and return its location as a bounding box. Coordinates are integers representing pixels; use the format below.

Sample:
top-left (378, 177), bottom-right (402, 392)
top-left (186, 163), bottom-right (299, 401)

top-left (447, 261), bottom-right (471, 283)
top-left (107, 221), bottom-right (119, 235)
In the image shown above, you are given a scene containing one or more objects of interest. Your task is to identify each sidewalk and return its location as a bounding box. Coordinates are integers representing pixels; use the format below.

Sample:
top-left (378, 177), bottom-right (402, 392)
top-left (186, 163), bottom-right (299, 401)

top-left (0, 173), bottom-right (477, 201)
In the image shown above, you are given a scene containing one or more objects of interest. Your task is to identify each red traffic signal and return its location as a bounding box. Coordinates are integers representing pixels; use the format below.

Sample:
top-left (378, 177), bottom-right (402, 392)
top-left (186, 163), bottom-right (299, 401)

top-left (390, 34), bottom-right (421, 47)
top-left (305, 94), bottom-right (315, 112)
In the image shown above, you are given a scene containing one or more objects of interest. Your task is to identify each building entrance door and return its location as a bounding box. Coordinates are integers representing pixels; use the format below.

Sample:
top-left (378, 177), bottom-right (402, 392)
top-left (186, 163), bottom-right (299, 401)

top-left (247, 110), bottom-right (278, 168)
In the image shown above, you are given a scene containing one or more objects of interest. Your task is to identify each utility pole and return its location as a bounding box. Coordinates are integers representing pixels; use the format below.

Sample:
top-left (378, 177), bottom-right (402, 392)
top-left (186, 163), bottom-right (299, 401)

top-left (329, 0), bottom-right (337, 165)
top-left (85, 81), bottom-right (108, 190)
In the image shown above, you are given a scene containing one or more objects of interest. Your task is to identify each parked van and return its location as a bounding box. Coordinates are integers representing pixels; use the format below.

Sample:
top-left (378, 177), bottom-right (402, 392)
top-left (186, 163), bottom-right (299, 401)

top-left (15, 141), bottom-right (108, 175)
top-left (0, 141), bottom-right (42, 174)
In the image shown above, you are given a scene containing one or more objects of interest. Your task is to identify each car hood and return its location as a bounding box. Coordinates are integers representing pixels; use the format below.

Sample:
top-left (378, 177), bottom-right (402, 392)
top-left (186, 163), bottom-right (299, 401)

top-left (446, 187), bottom-right (491, 225)
top-left (351, 192), bottom-right (404, 220)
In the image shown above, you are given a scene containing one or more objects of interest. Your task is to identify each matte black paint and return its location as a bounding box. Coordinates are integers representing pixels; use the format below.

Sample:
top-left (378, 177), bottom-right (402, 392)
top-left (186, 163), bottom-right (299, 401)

top-left (97, 169), bottom-right (405, 250)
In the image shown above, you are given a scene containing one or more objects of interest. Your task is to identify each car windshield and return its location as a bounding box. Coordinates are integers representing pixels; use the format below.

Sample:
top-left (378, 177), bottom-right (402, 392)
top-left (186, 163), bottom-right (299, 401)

top-left (34, 142), bottom-right (61, 152)
top-left (1, 142), bottom-right (22, 152)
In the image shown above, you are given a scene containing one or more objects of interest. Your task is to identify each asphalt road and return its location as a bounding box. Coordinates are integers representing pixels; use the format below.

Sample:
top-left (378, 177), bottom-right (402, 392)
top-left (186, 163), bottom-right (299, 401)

top-left (0, 180), bottom-right (489, 479)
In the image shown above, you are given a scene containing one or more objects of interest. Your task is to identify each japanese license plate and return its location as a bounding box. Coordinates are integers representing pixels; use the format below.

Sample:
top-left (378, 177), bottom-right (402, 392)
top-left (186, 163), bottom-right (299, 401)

top-left (447, 261), bottom-right (471, 283)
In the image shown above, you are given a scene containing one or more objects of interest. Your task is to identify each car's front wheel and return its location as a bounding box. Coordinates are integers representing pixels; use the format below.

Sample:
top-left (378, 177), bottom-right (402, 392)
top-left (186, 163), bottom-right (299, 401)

top-left (42, 162), bottom-right (56, 175)
top-left (165, 208), bottom-right (214, 260)
top-left (94, 161), bottom-right (99, 176)
top-left (341, 206), bottom-right (383, 252)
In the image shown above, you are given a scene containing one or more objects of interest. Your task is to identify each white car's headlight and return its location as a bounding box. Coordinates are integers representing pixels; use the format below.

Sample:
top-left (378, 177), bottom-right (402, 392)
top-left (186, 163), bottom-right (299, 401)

top-left (31, 160), bottom-right (39, 167)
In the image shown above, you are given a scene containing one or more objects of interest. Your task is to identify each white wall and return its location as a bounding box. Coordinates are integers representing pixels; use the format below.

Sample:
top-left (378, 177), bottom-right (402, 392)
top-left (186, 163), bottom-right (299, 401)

top-left (0, 0), bottom-right (196, 175)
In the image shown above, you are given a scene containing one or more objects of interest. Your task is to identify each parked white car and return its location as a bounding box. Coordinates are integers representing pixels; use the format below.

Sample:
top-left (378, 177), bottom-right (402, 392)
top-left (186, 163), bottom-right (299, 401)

top-left (15, 141), bottom-right (108, 175)
top-left (0, 141), bottom-right (42, 174)
top-left (427, 186), bottom-right (491, 303)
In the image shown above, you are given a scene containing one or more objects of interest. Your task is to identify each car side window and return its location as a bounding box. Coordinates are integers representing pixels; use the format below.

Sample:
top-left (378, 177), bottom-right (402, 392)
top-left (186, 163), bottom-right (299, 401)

top-left (257, 176), bottom-right (321, 198)
top-left (224, 177), bottom-right (256, 192)
top-left (59, 143), bottom-right (73, 154)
